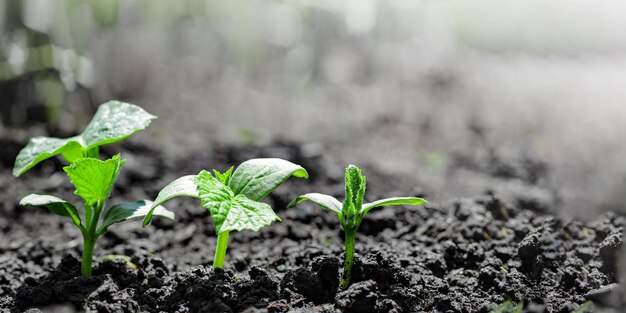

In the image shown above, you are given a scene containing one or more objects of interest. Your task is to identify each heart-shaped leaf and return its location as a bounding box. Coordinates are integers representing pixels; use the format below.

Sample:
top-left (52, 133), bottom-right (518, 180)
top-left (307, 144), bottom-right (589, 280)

top-left (196, 170), bottom-right (280, 234)
top-left (13, 101), bottom-right (155, 177)
top-left (99, 200), bottom-right (174, 235)
top-left (221, 195), bottom-right (279, 232)
top-left (64, 154), bottom-right (125, 206)
top-left (229, 158), bottom-right (308, 201)
top-left (20, 194), bottom-right (82, 227)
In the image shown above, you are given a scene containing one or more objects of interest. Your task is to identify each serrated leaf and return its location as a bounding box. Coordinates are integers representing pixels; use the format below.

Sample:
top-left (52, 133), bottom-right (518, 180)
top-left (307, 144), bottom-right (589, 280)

top-left (82, 100), bottom-right (156, 148)
top-left (221, 195), bottom-right (279, 232)
top-left (20, 194), bottom-right (82, 227)
top-left (195, 170), bottom-right (235, 232)
top-left (229, 158), bottom-right (308, 201)
top-left (64, 154), bottom-right (125, 206)
top-left (143, 175), bottom-right (199, 226)
top-left (196, 170), bottom-right (279, 233)
top-left (99, 200), bottom-right (174, 235)
top-left (13, 101), bottom-right (155, 177)
top-left (288, 192), bottom-right (344, 224)
top-left (361, 197), bottom-right (427, 215)
top-left (13, 136), bottom-right (84, 176)
top-left (343, 165), bottom-right (365, 226)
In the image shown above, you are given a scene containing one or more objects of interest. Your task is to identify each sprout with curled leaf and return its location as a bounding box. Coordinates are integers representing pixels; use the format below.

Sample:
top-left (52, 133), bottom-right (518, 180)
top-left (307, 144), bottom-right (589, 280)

top-left (14, 101), bottom-right (173, 276)
top-left (143, 158), bottom-right (308, 268)
top-left (19, 154), bottom-right (174, 276)
top-left (288, 165), bottom-right (427, 288)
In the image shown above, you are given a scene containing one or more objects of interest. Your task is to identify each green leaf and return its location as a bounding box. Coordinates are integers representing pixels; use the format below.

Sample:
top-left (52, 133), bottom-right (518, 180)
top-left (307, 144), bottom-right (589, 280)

top-left (99, 200), bottom-right (174, 235)
top-left (343, 165), bottom-right (365, 224)
top-left (361, 197), bottom-right (427, 215)
top-left (20, 194), bottom-right (82, 227)
top-left (195, 170), bottom-right (235, 232)
top-left (229, 158), bottom-right (308, 201)
top-left (213, 166), bottom-right (234, 185)
top-left (196, 170), bottom-right (280, 233)
top-left (222, 195), bottom-right (279, 232)
top-left (13, 136), bottom-right (84, 176)
top-left (288, 193), bottom-right (342, 214)
top-left (13, 101), bottom-right (155, 177)
top-left (81, 100), bottom-right (156, 149)
top-left (142, 175), bottom-right (199, 226)
top-left (64, 154), bottom-right (125, 206)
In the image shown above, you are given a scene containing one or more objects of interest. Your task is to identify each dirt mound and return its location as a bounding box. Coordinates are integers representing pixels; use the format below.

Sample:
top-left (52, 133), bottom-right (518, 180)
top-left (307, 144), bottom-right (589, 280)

top-left (0, 141), bottom-right (622, 312)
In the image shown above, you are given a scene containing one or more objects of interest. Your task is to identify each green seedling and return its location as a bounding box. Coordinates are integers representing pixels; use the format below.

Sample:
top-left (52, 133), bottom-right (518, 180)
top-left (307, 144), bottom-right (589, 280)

top-left (288, 165), bottom-right (427, 288)
top-left (143, 158), bottom-right (308, 268)
top-left (19, 154), bottom-right (174, 276)
top-left (13, 100), bottom-right (155, 177)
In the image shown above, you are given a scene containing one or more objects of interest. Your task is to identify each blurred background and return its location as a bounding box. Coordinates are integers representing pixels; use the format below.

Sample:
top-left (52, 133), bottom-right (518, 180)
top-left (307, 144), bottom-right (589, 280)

top-left (2, 0), bottom-right (626, 220)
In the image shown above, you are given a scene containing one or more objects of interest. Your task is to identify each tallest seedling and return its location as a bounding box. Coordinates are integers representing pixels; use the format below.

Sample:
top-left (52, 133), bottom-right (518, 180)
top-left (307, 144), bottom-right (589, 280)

top-left (289, 165), bottom-right (427, 288)
top-left (14, 101), bottom-right (174, 276)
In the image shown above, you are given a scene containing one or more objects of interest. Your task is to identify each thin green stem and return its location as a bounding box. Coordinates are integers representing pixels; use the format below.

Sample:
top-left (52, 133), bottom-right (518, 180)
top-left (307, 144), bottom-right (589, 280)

top-left (213, 231), bottom-right (230, 268)
top-left (84, 204), bottom-right (93, 231)
top-left (81, 236), bottom-right (96, 276)
top-left (81, 200), bottom-right (103, 276)
top-left (86, 146), bottom-right (100, 159)
top-left (340, 230), bottom-right (356, 288)
top-left (91, 200), bottom-right (104, 228)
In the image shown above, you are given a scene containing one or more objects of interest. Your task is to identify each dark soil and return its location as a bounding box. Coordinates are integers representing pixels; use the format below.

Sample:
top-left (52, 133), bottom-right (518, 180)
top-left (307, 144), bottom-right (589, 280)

top-left (0, 137), bottom-right (623, 313)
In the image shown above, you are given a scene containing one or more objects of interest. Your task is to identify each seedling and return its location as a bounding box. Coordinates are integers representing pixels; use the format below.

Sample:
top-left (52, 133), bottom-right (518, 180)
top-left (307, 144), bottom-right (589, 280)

top-left (288, 165), bottom-right (427, 288)
top-left (19, 154), bottom-right (174, 276)
top-left (143, 158), bottom-right (308, 268)
top-left (13, 100), bottom-right (155, 177)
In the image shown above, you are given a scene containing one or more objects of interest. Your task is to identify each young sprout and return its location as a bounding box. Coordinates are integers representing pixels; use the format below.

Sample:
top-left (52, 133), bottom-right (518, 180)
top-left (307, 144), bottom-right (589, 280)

top-left (288, 165), bottom-right (427, 288)
top-left (19, 154), bottom-right (174, 276)
top-left (13, 100), bottom-right (155, 177)
top-left (143, 158), bottom-right (308, 268)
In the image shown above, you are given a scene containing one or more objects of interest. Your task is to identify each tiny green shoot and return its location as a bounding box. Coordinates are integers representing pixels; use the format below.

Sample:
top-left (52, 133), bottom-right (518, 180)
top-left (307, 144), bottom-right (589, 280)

top-left (13, 100), bottom-right (156, 177)
top-left (143, 158), bottom-right (308, 269)
top-left (572, 301), bottom-right (593, 313)
top-left (288, 165), bottom-right (427, 288)
top-left (489, 299), bottom-right (523, 313)
top-left (19, 154), bottom-right (174, 276)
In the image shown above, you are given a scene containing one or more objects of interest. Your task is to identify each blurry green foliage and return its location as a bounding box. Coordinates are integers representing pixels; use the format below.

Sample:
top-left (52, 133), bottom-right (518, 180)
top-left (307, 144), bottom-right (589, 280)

top-left (0, 0), bottom-right (119, 126)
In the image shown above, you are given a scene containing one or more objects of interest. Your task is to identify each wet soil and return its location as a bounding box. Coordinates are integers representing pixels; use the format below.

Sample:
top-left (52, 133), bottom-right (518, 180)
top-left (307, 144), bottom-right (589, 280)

top-left (0, 138), bottom-right (623, 313)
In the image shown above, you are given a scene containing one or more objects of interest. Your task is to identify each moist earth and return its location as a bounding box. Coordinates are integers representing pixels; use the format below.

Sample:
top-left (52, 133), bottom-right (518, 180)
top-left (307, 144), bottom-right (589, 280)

top-left (0, 138), bottom-right (623, 313)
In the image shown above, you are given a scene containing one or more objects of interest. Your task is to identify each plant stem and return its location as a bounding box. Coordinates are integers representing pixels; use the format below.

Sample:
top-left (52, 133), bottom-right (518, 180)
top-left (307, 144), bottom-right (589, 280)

top-left (86, 146), bottom-right (99, 159)
top-left (213, 231), bottom-right (230, 268)
top-left (81, 236), bottom-right (96, 276)
top-left (81, 201), bottom-right (103, 276)
top-left (340, 230), bottom-right (356, 288)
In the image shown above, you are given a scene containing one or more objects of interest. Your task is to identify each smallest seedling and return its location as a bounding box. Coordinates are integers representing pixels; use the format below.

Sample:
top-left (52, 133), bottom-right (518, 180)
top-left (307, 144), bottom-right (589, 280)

top-left (289, 165), bottom-right (427, 288)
